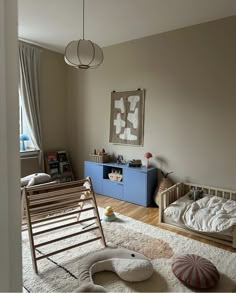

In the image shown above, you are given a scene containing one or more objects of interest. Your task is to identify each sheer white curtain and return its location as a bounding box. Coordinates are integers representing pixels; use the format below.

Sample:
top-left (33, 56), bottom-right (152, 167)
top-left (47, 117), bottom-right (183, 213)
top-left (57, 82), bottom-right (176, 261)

top-left (19, 42), bottom-right (44, 169)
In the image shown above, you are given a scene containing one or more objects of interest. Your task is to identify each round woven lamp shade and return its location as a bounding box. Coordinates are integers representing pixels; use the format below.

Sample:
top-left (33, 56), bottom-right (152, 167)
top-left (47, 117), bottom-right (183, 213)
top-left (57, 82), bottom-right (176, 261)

top-left (172, 254), bottom-right (220, 289)
top-left (64, 39), bottom-right (104, 69)
top-left (64, 0), bottom-right (104, 69)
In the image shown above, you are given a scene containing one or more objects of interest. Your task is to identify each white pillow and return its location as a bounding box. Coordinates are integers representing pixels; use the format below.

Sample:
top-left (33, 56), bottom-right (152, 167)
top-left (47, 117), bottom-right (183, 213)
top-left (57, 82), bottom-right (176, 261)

top-left (21, 173), bottom-right (51, 187)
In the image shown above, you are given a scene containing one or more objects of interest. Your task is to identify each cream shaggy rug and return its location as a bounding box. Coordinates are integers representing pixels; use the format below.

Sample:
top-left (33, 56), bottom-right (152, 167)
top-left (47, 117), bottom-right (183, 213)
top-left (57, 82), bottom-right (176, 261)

top-left (22, 208), bottom-right (236, 292)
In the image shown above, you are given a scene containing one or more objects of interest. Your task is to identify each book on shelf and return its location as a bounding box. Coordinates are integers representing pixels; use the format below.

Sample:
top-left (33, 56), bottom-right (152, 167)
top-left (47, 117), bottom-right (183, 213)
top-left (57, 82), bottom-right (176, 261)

top-left (48, 161), bottom-right (59, 169)
top-left (50, 168), bottom-right (60, 178)
top-left (57, 151), bottom-right (68, 162)
top-left (47, 152), bottom-right (57, 161)
top-left (59, 161), bottom-right (71, 173)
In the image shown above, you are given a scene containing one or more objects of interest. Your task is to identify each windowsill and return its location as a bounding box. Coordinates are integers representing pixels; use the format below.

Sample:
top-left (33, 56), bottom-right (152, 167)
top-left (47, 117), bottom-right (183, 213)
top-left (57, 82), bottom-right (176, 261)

top-left (20, 149), bottom-right (40, 159)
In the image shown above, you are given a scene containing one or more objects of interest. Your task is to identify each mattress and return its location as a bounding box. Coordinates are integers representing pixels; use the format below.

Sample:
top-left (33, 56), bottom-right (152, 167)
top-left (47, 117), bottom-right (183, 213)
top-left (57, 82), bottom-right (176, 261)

top-left (163, 193), bottom-right (233, 238)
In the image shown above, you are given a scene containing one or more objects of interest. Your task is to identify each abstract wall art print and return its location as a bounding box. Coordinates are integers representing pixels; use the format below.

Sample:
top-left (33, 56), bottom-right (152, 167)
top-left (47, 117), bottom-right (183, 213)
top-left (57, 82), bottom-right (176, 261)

top-left (109, 89), bottom-right (145, 146)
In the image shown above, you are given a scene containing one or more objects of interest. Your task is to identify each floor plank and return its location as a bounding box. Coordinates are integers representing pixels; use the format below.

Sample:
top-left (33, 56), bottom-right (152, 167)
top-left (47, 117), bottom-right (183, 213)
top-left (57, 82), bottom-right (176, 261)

top-left (95, 193), bottom-right (236, 252)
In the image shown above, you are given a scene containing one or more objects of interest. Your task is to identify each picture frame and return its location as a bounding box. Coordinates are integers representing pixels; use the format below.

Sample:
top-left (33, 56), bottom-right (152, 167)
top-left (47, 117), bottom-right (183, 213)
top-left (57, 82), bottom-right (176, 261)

top-left (109, 89), bottom-right (145, 146)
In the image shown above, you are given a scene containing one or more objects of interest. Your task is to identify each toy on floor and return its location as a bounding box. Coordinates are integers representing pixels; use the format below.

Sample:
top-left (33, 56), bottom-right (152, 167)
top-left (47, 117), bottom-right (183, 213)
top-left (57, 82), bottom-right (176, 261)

top-left (73, 247), bottom-right (154, 292)
top-left (21, 173), bottom-right (51, 187)
top-left (82, 206), bottom-right (115, 230)
top-left (102, 206), bottom-right (116, 222)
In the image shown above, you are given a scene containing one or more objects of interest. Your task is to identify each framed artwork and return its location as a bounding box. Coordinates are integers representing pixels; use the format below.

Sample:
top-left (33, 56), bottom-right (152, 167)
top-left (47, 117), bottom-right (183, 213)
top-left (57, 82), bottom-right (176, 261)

top-left (109, 89), bottom-right (145, 146)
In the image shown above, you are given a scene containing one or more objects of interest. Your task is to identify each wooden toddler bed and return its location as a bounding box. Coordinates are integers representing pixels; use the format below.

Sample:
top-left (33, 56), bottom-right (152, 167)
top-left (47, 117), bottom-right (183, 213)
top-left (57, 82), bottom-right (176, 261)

top-left (159, 182), bottom-right (236, 248)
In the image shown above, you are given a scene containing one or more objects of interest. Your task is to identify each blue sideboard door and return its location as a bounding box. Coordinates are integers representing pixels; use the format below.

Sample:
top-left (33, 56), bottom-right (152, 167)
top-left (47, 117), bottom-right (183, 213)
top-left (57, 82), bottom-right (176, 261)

top-left (84, 161), bottom-right (103, 194)
top-left (123, 169), bottom-right (147, 206)
top-left (102, 180), bottom-right (124, 200)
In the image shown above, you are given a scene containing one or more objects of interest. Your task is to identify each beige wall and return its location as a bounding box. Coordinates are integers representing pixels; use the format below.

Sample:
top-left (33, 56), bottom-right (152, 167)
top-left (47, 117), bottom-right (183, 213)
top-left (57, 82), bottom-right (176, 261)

top-left (67, 16), bottom-right (236, 189)
top-left (40, 49), bottom-right (68, 151)
top-left (21, 49), bottom-right (68, 176)
top-left (21, 157), bottom-right (40, 177)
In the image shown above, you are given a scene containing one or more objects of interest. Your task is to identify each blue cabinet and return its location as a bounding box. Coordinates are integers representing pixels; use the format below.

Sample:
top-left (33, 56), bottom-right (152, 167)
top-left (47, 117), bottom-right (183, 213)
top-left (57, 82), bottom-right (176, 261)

top-left (84, 161), bottom-right (103, 194)
top-left (102, 179), bottom-right (124, 200)
top-left (123, 169), bottom-right (147, 206)
top-left (84, 161), bottom-right (157, 207)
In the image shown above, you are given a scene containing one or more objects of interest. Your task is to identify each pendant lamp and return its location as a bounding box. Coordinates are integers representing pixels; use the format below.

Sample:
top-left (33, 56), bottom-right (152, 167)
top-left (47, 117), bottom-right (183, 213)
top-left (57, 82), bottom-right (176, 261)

top-left (64, 0), bottom-right (103, 69)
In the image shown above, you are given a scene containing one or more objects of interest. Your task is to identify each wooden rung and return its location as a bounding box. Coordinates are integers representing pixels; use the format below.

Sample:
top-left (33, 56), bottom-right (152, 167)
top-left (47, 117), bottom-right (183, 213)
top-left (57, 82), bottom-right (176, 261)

top-left (30, 207), bottom-right (94, 225)
top-left (29, 197), bottom-right (93, 212)
top-left (36, 236), bottom-right (102, 260)
top-left (29, 189), bottom-right (89, 204)
top-left (30, 203), bottom-right (81, 217)
top-left (28, 186), bottom-right (90, 201)
top-left (29, 201), bottom-right (81, 213)
top-left (23, 215), bottom-right (78, 231)
top-left (29, 193), bottom-right (92, 206)
top-left (26, 179), bottom-right (89, 192)
top-left (35, 226), bottom-right (99, 248)
top-left (33, 216), bottom-right (97, 236)
top-left (29, 206), bottom-right (95, 219)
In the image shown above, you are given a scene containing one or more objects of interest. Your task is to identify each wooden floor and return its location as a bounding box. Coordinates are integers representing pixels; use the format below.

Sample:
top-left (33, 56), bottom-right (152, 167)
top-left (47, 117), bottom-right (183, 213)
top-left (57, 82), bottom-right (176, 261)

top-left (96, 194), bottom-right (236, 252)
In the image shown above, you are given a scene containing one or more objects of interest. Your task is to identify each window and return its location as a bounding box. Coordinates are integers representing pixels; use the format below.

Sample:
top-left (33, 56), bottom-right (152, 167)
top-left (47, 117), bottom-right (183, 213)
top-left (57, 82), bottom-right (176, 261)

top-left (19, 89), bottom-right (36, 151)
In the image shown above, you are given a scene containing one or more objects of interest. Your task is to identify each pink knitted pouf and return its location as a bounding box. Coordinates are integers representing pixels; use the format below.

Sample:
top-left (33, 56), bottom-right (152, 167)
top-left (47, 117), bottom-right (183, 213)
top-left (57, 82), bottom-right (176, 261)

top-left (172, 254), bottom-right (220, 289)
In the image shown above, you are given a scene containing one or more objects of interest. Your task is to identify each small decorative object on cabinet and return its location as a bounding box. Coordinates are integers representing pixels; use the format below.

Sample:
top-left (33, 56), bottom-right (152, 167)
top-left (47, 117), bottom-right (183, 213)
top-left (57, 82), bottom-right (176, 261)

top-left (108, 169), bottom-right (123, 182)
top-left (128, 159), bottom-right (142, 167)
top-left (45, 150), bottom-right (74, 183)
top-left (84, 161), bottom-right (157, 207)
top-left (117, 155), bottom-right (124, 164)
top-left (144, 152), bottom-right (153, 168)
top-left (89, 148), bottom-right (110, 163)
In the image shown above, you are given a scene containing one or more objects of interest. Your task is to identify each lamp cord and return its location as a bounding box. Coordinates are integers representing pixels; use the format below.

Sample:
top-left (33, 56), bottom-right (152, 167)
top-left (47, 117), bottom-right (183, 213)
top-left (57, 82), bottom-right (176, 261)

top-left (82, 0), bottom-right (85, 40)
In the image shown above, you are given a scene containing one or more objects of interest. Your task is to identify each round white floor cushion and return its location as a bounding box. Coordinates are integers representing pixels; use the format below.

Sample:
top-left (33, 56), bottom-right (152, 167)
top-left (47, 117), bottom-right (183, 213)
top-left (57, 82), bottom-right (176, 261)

top-left (73, 247), bottom-right (154, 292)
top-left (21, 173), bottom-right (51, 187)
top-left (172, 254), bottom-right (220, 289)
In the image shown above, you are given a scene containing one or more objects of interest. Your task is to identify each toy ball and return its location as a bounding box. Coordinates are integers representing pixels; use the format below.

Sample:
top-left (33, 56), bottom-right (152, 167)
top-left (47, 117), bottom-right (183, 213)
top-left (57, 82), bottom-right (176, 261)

top-left (103, 206), bottom-right (116, 222)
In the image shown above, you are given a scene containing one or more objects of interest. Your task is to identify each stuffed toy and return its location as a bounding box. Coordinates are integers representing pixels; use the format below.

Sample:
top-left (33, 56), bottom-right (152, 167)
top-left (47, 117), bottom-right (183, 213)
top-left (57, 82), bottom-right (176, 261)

top-left (21, 173), bottom-right (51, 187)
top-left (73, 247), bottom-right (153, 292)
top-left (189, 189), bottom-right (204, 201)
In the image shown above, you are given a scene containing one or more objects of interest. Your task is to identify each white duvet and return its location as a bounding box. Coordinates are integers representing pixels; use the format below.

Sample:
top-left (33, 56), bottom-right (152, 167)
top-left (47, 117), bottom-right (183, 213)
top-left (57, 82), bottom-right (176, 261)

top-left (182, 195), bottom-right (236, 233)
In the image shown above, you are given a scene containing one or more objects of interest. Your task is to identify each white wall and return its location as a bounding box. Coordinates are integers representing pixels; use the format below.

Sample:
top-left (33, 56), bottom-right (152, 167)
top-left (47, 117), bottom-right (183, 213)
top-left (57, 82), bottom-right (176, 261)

top-left (67, 16), bottom-right (236, 190)
top-left (0, 0), bottom-right (22, 291)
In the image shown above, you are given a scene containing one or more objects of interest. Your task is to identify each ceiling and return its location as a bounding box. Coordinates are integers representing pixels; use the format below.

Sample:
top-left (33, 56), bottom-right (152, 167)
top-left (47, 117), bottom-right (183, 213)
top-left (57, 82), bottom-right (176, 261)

top-left (18, 0), bottom-right (236, 53)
